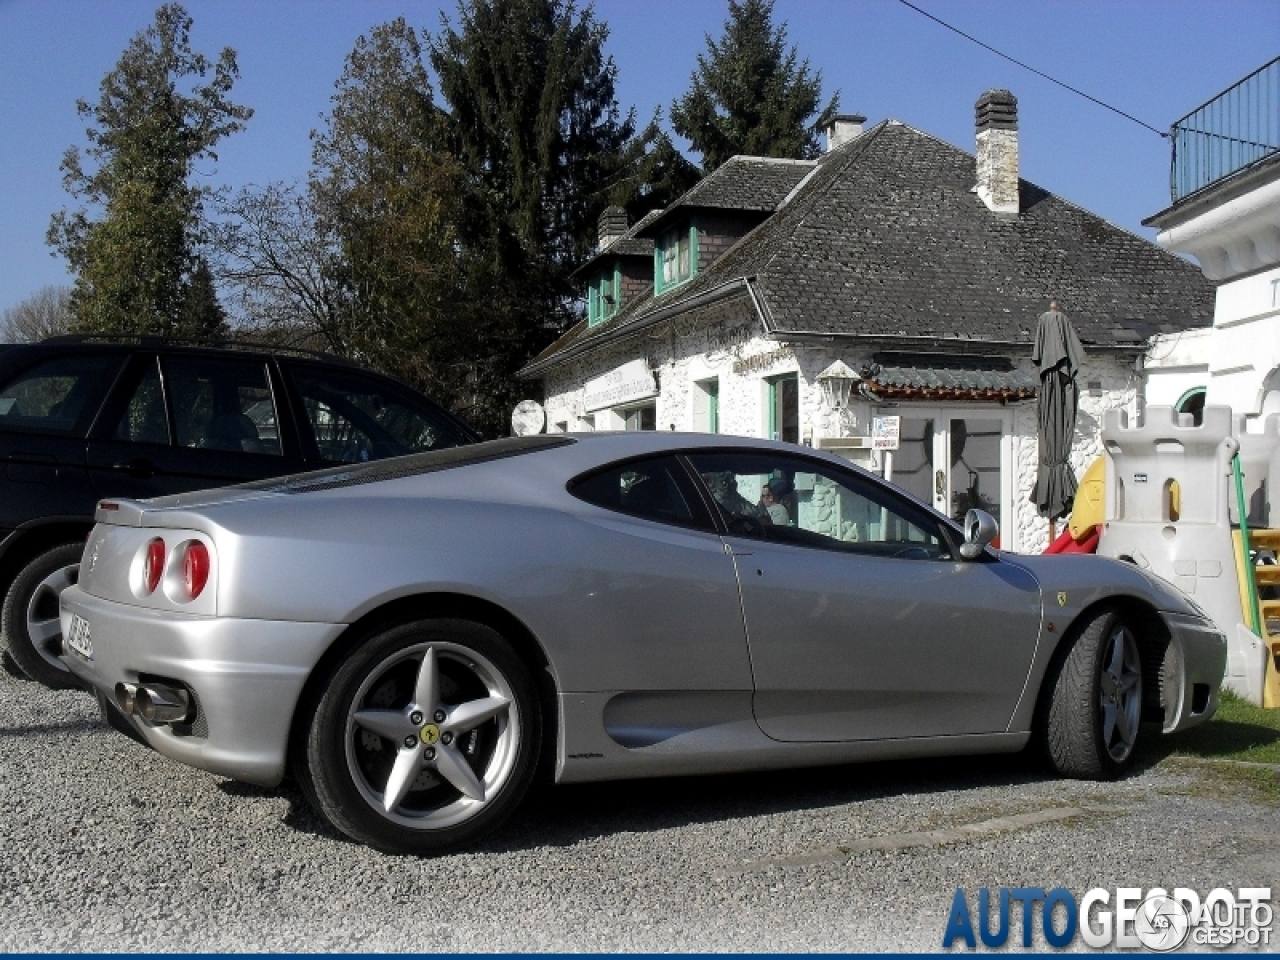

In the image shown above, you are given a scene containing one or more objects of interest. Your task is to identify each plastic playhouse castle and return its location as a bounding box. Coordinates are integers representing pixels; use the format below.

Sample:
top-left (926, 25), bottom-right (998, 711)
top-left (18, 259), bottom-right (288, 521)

top-left (1085, 404), bottom-right (1280, 707)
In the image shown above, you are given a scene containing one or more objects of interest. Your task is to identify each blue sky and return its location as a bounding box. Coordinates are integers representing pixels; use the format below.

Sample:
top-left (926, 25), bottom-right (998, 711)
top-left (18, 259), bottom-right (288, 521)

top-left (1, 0), bottom-right (1276, 317)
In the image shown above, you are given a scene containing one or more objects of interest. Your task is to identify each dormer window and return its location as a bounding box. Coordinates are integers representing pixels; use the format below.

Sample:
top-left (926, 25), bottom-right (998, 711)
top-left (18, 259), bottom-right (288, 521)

top-left (655, 221), bottom-right (697, 294)
top-left (587, 265), bottom-right (621, 327)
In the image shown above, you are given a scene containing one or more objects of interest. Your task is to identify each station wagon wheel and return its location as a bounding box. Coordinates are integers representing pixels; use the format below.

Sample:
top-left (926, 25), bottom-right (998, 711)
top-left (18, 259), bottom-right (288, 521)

top-left (1, 543), bottom-right (84, 690)
top-left (1044, 606), bottom-right (1144, 779)
top-left (300, 618), bottom-right (541, 855)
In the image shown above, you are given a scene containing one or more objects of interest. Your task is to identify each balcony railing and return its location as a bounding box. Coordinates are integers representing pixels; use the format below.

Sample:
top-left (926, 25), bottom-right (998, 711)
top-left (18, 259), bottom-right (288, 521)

top-left (1171, 56), bottom-right (1280, 203)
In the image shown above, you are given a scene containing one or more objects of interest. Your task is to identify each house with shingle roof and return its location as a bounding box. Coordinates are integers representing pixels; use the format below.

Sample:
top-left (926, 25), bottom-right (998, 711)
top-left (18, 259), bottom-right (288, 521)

top-left (520, 92), bottom-right (1215, 551)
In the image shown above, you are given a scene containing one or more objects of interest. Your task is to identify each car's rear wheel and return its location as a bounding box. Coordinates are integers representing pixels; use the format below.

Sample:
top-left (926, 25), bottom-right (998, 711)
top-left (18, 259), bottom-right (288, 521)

top-left (300, 618), bottom-right (540, 854)
top-left (1044, 606), bottom-right (1143, 779)
top-left (1, 543), bottom-right (84, 690)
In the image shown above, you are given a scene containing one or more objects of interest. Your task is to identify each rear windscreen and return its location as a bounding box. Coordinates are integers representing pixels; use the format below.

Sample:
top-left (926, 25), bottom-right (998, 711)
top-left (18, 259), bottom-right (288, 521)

top-left (242, 435), bottom-right (574, 494)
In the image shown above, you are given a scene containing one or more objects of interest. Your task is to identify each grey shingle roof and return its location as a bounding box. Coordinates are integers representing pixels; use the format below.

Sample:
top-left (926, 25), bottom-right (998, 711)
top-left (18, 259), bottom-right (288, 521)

top-left (636, 157), bottom-right (817, 237)
top-left (525, 120), bottom-right (1215, 375)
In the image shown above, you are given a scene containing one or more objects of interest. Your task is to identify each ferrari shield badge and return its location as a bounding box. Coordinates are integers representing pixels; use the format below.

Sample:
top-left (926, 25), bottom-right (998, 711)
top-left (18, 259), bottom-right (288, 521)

top-left (1057, 592), bottom-right (1067, 607)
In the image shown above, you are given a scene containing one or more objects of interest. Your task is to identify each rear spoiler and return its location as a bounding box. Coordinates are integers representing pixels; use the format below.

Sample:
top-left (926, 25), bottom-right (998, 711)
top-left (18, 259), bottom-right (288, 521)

top-left (94, 500), bottom-right (150, 526)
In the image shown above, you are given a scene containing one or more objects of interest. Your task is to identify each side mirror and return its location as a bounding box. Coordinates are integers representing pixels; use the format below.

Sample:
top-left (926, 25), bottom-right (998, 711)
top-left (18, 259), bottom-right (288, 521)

top-left (960, 508), bottom-right (998, 560)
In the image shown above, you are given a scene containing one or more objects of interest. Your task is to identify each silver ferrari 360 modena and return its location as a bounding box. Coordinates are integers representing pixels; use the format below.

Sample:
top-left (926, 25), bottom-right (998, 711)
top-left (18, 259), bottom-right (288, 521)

top-left (60, 433), bottom-right (1226, 854)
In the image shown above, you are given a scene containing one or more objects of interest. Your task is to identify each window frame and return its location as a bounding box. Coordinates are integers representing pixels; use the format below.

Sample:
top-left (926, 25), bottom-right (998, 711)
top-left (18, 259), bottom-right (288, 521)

top-left (587, 264), bottom-right (623, 327)
top-left (676, 447), bottom-right (962, 559)
top-left (566, 453), bottom-right (718, 533)
top-left (766, 373), bottom-right (799, 443)
top-left (654, 219), bottom-right (698, 295)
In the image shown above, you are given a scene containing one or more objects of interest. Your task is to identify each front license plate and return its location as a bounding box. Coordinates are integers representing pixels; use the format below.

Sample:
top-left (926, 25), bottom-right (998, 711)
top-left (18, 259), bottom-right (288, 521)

top-left (65, 614), bottom-right (92, 660)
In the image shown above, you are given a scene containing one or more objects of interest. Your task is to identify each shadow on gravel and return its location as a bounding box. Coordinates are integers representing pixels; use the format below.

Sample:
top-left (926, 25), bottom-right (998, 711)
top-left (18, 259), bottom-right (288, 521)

top-left (476, 749), bottom-right (1063, 855)
top-left (216, 777), bottom-right (353, 844)
top-left (1, 651), bottom-right (26, 680)
top-left (0, 718), bottom-right (105, 737)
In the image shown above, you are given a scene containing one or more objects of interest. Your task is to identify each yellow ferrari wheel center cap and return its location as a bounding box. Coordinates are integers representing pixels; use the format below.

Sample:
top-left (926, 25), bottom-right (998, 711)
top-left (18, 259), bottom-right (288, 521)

top-left (420, 723), bottom-right (440, 745)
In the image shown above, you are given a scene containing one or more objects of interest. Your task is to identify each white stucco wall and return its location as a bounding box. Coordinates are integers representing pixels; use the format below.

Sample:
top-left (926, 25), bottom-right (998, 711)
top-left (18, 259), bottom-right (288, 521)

top-left (1204, 265), bottom-right (1280, 417)
top-left (540, 307), bottom-right (1137, 554)
top-left (1145, 327), bottom-right (1212, 409)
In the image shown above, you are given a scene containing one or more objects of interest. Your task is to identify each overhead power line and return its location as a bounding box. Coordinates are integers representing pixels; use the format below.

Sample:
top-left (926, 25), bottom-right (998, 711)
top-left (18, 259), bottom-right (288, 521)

top-left (895, 0), bottom-right (1169, 138)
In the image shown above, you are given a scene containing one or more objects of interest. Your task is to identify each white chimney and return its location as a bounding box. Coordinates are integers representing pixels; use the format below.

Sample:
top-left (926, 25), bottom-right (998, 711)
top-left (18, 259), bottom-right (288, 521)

top-left (975, 90), bottom-right (1019, 218)
top-left (825, 114), bottom-right (867, 152)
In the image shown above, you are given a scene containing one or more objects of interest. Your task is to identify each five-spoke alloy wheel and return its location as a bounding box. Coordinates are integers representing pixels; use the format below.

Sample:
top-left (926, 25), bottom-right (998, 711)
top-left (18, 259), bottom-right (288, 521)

top-left (1044, 606), bottom-right (1144, 779)
top-left (299, 618), bottom-right (541, 854)
top-left (1, 543), bottom-right (84, 689)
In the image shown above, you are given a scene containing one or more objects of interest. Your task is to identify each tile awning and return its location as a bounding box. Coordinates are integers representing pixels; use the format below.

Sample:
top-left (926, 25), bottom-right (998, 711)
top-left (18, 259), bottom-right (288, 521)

top-left (860, 357), bottom-right (1039, 403)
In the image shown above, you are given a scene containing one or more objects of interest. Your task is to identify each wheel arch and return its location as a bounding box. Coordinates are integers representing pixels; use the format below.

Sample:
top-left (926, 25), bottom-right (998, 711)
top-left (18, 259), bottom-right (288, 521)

top-left (0, 520), bottom-right (93, 600)
top-left (286, 591), bottom-right (560, 781)
top-left (1031, 594), bottom-right (1173, 732)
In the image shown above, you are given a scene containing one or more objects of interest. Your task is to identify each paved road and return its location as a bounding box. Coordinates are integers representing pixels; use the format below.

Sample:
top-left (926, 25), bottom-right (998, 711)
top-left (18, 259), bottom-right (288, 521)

top-left (1, 659), bottom-right (1276, 952)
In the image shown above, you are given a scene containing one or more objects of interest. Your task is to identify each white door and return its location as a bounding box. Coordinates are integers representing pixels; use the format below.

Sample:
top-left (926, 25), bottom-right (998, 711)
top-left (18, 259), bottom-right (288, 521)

top-left (878, 407), bottom-right (1015, 548)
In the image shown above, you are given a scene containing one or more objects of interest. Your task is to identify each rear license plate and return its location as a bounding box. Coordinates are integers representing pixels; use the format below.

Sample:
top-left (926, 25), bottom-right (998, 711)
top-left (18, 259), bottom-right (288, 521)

top-left (66, 614), bottom-right (92, 660)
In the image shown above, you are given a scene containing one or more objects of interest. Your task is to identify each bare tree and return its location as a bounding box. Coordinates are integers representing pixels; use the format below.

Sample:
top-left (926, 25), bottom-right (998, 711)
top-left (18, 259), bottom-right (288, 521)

top-left (209, 181), bottom-right (350, 347)
top-left (1, 286), bottom-right (76, 343)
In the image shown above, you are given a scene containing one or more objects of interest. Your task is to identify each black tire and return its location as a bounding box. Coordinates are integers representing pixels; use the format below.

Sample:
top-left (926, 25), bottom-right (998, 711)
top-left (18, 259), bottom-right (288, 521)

top-left (298, 618), bottom-right (541, 855)
top-left (1, 543), bottom-right (84, 690)
top-left (1043, 606), bottom-right (1144, 779)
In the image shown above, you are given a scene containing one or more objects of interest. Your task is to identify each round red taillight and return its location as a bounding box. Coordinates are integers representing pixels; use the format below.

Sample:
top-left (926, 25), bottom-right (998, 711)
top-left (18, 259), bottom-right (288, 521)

top-left (143, 539), bottom-right (165, 594)
top-left (183, 542), bottom-right (210, 599)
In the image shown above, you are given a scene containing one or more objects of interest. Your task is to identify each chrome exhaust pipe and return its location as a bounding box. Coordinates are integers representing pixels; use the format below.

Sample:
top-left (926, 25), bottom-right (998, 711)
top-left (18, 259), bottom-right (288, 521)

top-left (134, 683), bottom-right (191, 724)
top-left (114, 682), bottom-right (138, 715)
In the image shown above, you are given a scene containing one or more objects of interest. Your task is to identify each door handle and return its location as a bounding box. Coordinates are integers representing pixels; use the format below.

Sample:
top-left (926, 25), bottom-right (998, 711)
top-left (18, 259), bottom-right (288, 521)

top-left (111, 458), bottom-right (157, 479)
top-left (935, 469), bottom-right (946, 496)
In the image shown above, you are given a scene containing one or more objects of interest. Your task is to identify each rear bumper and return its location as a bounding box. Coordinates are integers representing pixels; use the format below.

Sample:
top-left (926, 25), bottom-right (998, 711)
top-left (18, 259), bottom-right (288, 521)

top-left (1162, 612), bottom-right (1228, 734)
top-left (59, 585), bottom-right (344, 786)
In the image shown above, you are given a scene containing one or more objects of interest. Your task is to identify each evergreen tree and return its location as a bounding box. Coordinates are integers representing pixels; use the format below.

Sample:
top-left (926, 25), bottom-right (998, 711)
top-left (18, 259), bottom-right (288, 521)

top-left (309, 18), bottom-right (517, 431)
top-left (47, 4), bottom-right (251, 335)
top-left (429, 0), bottom-right (653, 331)
top-left (671, 0), bottom-right (838, 171)
top-left (178, 257), bottom-right (228, 338)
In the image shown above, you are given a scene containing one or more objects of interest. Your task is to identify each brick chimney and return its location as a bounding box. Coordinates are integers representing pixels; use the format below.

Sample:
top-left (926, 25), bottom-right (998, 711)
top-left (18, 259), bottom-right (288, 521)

top-left (597, 206), bottom-right (630, 251)
top-left (825, 114), bottom-right (867, 152)
top-left (975, 90), bottom-right (1019, 218)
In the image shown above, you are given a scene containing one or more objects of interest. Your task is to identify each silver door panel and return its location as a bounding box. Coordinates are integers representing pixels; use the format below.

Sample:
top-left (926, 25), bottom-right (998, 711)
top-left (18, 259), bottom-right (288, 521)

top-left (728, 537), bottom-right (1042, 741)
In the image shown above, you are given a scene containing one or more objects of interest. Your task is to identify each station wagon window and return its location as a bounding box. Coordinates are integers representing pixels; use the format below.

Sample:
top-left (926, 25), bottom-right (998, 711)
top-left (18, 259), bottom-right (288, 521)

top-left (0, 354), bottom-right (122, 435)
top-left (686, 451), bottom-right (952, 560)
top-left (114, 358), bottom-right (169, 445)
top-left (164, 357), bottom-right (282, 456)
top-left (569, 455), bottom-right (710, 530)
top-left (290, 366), bottom-right (471, 464)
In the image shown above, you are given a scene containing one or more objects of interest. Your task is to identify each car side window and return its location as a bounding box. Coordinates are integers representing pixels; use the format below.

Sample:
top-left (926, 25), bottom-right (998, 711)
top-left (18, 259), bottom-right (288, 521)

top-left (114, 359), bottom-right (169, 445)
top-left (686, 451), bottom-right (952, 560)
top-left (0, 353), bottom-right (122, 436)
top-left (163, 356), bottom-right (282, 455)
top-left (569, 456), bottom-right (709, 530)
top-left (289, 366), bottom-right (471, 464)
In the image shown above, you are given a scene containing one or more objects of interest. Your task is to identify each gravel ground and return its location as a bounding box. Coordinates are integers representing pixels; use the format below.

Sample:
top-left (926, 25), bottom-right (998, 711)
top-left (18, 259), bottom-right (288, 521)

top-left (1, 657), bottom-right (1277, 953)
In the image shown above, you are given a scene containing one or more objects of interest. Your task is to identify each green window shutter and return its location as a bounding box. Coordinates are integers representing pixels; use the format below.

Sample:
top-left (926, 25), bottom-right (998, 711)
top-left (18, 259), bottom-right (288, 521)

top-left (708, 379), bottom-right (719, 433)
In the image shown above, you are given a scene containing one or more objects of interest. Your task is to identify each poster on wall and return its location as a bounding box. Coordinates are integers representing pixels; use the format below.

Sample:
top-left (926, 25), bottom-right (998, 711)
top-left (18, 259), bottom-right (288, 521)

top-left (872, 416), bottom-right (901, 451)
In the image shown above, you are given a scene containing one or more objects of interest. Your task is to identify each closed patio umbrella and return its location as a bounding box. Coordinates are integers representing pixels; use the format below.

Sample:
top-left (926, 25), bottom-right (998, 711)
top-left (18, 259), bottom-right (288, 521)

top-left (1031, 302), bottom-right (1085, 524)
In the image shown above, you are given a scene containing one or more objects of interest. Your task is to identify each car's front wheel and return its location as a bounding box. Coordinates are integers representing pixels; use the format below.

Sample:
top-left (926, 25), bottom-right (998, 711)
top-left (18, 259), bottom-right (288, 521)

top-left (299, 618), bottom-right (541, 855)
top-left (1044, 606), bottom-right (1144, 779)
top-left (1, 543), bottom-right (84, 690)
